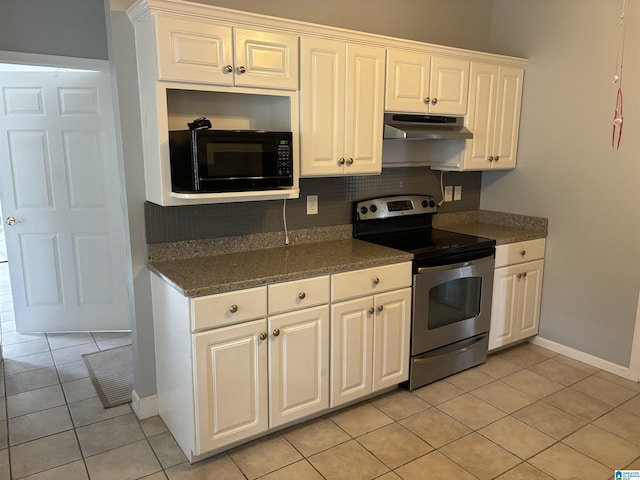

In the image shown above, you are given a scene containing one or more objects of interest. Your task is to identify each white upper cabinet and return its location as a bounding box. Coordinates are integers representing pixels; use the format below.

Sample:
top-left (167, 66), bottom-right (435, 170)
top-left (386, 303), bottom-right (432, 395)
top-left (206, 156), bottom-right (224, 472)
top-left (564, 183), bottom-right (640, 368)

top-left (300, 38), bottom-right (385, 176)
top-left (155, 15), bottom-right (298, 90)
top-left (385, 49), bottom-right (469, 115)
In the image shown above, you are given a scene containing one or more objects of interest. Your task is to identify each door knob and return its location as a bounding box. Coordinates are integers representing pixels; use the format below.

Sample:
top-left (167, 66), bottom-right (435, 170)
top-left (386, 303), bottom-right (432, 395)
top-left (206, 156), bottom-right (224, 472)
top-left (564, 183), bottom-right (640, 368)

top-left (5, 216), bottom-right (17, 226)
top-left (272, 328), bottom-right (280, 337)
top-left (223, 65), bottom-right (233, 73)
top-left (237, 66), bottom-right (246, 74)
top-left (431, 98), bottom-right (438, 105)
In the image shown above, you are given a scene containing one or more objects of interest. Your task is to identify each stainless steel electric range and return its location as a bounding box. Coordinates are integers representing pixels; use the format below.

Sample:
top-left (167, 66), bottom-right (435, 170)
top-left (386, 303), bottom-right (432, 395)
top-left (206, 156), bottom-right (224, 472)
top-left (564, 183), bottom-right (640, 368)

top-left (353, 194), bottom-right (496, 389)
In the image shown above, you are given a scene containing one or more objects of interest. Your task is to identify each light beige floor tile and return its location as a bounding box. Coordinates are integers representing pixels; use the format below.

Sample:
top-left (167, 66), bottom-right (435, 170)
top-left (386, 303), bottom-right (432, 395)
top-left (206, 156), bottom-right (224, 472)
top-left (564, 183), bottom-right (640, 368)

top-left (61, 377), bottom-right (97, 403)
top-left (493, 462), bottom-right (553, 480)
top-left (56, 359), bottom-right (90, 383)
top-left (439, 432), bottom-right (520, 480)
top-left (2, 339), bottom-right (50, 359)
top-left (3, 351), bottom-right (54, 376)
top-left (412, 379), bottom-right (465, 405)
top-left (257, 460), bottom-right (323, 480)
top-left (437, 393), bottom-right (506, 430)
top-left (357, 423), bottom-right (432, 469)
top-left (519, 342), bottom-right (557, 358)
top-left (47, 333), bottom-right (95, 351)
top-left (478, 416), bottom-right (555, 459)
top-left (593, 408), bottom-right (640, 445)
top-left (595, 370), bottom-right (640, 392)
top-left (1, 331), bottom-right (46, 346)
top-left (140, 473), bottom-right (168, 480)
top-left (395, 450), bottom-right (477, 480)
top-left (572, 376), bottom-right (637, 407)
top-left (149, 432), bottom-right (187, 469)
top-left (9, 405), bottom-right (73, 446)
top-left (330, 403), bottom-right (393, 437)
top-left (474, 355), bottom-right (522, 379)
top-left (446, 368), bottom-right (495, 391)
top-left (7, 385), bottom-right (66, 418)
top-left (308, 440), bottom-right (388, 480)
top-left (620, 395), bottom-right (640, 417)
top-left (529, 443), bottom-right (611, 480)
top-left (85, 439), bottom-right (161, 480)
top-left (68, 396), bottom-right (131, 427)
top-left (370, 389), bottom-right (430, 420)
top-left (528, 358), bottom-right (592, 386)
top-left (626, 456), bottom-right (640, 469)
top-left (0, 420), bottom-right (6, 449)
top-left (51, 343), bottom-right (99, 366)
top-left (553, 354), bottom-right (600, 374)
top-left (0, 398), bottom-right (5, 421)
top-left (497, 344), bottom-right (550, 368)
top-left (140, 416), bottom-right (169, 438)
top-left (399, 407), bottom-right (471, 448)
top-left (76, 412), bottom-right (145, 457)
top-left (283, 418), bottom-right (350, 457)
top-left (19, 460), bottom-right (88, 479)
top-left (563, 424), bottom-right (639, 468)
top-left (545, 387), bottom-right (614, 422)
top-left (471, 380), bottom-right (537, 413)
top-left (0, 449), bottom-right (9, 480)
top-left (95, 333), bottom-right (132, 350)
top-left (501, 369), bottom-right (564, 398)
top-left (229, 434), bottom-right (302, 480)
top-left (10, 430), bottom-right (81, 479)
top-left (5, 367), bottom-right (60, 396)
top-left (165, 454), bottom-right (245, 480)
top-left (375, 472), bottom-right (402, 480)
top-left (514, 401), bottom-right (587, 440)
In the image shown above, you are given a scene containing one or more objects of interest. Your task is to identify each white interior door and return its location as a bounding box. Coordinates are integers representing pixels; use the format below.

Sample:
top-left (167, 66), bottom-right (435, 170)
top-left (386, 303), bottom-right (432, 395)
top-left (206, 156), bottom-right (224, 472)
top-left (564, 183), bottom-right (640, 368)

top-left (0, 66), bottom-right (131, 332)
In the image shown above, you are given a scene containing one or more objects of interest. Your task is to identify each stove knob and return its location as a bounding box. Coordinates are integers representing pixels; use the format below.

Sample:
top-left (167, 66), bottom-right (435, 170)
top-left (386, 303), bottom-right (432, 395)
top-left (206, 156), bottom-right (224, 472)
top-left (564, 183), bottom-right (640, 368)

top-left (422, 200), bottom-right (428, 208)
top-left (370, 205), bottom-right (377, 213)
top-left (360, 206), bottom-right (368, 215)
top-left (429, 200), bottom-right (436, 208)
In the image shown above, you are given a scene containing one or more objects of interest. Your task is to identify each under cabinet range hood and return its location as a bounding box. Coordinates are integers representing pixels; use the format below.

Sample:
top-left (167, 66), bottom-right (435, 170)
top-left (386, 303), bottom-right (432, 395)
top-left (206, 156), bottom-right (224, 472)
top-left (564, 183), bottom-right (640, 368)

top-left (383, 113), bottom-right (473, 140)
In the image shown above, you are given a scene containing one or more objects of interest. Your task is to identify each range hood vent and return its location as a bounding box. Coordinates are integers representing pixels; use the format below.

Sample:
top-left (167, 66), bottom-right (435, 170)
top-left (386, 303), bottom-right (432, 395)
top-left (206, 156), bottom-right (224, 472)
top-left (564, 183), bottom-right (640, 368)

top-left (384, 113), bottom-right (473, 140)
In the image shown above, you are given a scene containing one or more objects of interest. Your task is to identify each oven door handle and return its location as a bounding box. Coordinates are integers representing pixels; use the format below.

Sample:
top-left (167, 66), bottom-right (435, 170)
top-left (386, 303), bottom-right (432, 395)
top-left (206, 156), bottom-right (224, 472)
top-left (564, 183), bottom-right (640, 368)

top-left (416, 256), bottom-right (491, 274)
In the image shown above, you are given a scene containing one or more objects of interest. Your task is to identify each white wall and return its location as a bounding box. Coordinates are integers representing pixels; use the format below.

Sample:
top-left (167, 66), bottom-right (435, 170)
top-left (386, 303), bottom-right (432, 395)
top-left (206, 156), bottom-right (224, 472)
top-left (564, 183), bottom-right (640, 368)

top-left (483, 0), bottom-right (640, 366)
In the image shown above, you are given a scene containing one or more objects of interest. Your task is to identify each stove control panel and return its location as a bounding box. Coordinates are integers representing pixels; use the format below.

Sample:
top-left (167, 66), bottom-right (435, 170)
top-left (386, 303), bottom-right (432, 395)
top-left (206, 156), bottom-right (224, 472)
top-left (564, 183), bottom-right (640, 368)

top-left (355, 195), bottom-right (437, 220)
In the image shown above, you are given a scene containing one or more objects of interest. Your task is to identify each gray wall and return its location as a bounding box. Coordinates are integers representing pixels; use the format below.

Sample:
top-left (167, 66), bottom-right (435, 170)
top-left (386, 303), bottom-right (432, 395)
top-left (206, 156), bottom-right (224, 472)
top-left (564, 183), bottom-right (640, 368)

top-left (483, 0), bottom-right (640, 367)
top-left (0, 0), bottom-right (108, 59)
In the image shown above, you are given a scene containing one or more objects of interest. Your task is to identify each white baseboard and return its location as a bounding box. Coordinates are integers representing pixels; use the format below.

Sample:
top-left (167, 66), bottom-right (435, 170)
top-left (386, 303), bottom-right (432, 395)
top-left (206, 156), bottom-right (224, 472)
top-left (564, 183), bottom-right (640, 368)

top-left (131, 389), bottom-right (159, 420)
top-left (529, 336), bottom-right (630, 379)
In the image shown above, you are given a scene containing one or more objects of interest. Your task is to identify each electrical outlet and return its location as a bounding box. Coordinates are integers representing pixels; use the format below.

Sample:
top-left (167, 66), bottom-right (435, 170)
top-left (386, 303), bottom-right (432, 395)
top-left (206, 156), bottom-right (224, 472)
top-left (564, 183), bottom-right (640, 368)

top-left (307, 195), bottom-right (318, 215)
top-left (444, 186), bottom-right (453, 202)
top-left (454, 186), bottom-right (462, 201)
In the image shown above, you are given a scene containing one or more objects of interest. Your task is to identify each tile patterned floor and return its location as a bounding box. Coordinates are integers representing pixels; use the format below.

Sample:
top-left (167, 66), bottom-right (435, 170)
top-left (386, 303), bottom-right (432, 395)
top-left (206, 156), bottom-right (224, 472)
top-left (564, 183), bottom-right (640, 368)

top-left (1, 262), bottom-right (640, 479)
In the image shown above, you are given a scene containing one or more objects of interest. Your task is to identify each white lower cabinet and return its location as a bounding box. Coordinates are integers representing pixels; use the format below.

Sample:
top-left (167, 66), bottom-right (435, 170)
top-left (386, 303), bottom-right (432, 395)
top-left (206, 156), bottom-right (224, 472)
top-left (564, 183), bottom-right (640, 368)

top-left (489, 239), bottom-right (546, 351)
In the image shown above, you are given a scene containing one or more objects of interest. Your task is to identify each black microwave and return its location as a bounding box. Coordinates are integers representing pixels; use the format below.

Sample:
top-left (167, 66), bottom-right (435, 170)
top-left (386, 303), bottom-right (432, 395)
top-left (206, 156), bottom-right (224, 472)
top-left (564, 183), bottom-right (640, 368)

top-left (169, 129), bottom-right (294, 193)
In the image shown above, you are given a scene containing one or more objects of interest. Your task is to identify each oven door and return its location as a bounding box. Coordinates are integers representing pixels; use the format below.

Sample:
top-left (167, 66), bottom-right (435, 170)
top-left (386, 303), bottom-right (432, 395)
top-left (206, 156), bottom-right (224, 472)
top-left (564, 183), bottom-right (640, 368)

top-left (411, 254), bottom-right (494, 356)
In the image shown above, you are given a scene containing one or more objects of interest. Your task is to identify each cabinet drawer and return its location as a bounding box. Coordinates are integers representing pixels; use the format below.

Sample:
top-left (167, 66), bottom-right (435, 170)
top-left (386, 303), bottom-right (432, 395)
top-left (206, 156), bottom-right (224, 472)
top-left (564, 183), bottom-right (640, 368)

top-left (331, 262), bottom-right (412, 302)
top-left (268, 276), bottom-right (330, 315)
top-left (494, 238), bottom-right (546, 268)
top-left (191, 286), bottom-right (267, 331)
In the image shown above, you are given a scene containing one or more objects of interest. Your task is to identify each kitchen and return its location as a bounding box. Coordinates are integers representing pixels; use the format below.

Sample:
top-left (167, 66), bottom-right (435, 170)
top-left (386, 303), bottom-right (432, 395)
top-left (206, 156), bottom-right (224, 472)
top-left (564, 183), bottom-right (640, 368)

top-left (0, 0), bottom-right (639, 478)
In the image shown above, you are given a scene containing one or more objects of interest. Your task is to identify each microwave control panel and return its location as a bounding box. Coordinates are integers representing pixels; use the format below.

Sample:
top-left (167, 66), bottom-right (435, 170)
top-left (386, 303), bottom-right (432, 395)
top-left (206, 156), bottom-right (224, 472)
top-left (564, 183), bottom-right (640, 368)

top-left (277, 141), bottom-right (292, 176)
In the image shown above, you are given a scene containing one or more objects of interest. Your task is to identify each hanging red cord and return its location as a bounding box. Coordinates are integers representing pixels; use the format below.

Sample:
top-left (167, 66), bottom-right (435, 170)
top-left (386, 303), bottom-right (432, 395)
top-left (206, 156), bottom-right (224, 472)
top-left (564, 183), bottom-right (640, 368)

top-left (612, 87), bottom-right (623, 150)
top-left (611, 0), bottom-right (627, 150)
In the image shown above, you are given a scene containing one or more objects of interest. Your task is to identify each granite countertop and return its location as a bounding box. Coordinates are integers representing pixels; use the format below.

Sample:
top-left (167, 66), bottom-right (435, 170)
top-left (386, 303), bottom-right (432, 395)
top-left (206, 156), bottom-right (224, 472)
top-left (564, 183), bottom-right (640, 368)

top-left (148, 238), bottom-right (413, 297)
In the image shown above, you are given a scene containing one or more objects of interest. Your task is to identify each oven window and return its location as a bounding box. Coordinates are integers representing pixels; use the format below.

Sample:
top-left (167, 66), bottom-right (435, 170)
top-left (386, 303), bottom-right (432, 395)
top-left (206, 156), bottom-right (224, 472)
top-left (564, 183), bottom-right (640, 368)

top-left (428, 277), bottom-right (482, 329)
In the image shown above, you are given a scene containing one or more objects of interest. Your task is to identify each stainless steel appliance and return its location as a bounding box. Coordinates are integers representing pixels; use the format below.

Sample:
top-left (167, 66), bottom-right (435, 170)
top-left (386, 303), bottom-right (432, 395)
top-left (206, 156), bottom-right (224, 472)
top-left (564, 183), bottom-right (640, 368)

top-left (353, 195), bottom-right (495, 389)
top-left (383, 113), bottom-right (473, 140)
top-left (168, 129), bottom-right (293, 194)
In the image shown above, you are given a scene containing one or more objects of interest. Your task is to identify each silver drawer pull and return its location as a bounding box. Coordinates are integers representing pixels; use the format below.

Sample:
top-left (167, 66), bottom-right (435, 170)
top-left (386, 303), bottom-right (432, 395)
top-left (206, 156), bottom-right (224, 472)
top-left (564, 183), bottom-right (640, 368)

top-left (368, 307), bottom-right (375, 315)
top-left (372, 277), bottom-right (380, 285)
top-left (520, 250), bottom-right (526, 256)
top-left (229, 305), bottom-right (238, 314)
top-left (259, 332), bottom-right (268, 341)
top-left (272, 329), bottom-right (280, 337)
top-left (377, 305), bottom-right (384, 312)
top-left (298, 292), bottom-right (306, 300)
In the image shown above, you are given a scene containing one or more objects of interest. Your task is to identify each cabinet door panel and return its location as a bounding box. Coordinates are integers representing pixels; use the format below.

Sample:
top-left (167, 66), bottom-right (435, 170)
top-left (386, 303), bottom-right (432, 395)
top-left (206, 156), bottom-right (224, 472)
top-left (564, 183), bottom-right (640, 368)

top-left (517, 260), bottom-right (544, 340)
top-left (373, 288), bottom-right (411, 391)
top-left (331, 297), bottom-right (373, 407)
top-left (300, 37), bottom-right (345, 176)
top-left (429, 56), bottom-right (469, 115)
top-left (464, 62), bottom-right (498, 170)
top-left (385, 49), bottom-right (430, 113)
top-left (489, 265), bottom-right (519, 351)
top-left (155, 16), bottom-right (233, 85)
top-left (269, 305), bottom-right (329, 427)
top-left (344, 44), bottom-right (385, 174)
top-left (234, 28), bottom-right (298, 90)
top-left (492, 66), bottom-right (523, 169)
top-left (193, 319), bottom-right (268, 454)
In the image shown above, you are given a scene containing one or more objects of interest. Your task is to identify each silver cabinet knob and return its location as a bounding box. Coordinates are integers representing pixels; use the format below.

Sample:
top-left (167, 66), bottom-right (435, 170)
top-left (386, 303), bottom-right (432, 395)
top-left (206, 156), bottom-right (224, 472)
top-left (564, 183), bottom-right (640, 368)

top-left (223, 65), bottom-right (233, 73)
top-left (5, 216), bottom-right (17, 226)
top-left (346, 158), bottom-right (353, 166)
top-left (259, 332), bottom-right (268, 341)
top-left (237, 66), bottom-right (246, 74)
top-left (488, 156), bottom-right (494, 162)
top-left (298, 292), bottom-right (306, 300)
top-left (338, 158), bottom-right (345, 166)
top-left (495, 155), bottom-right (500, 161)
top-left (368, 307), bottom-right (375, 315)
top-left (424, 97), bottom-right (430, 104)
top-left (272, 328), bottom-right (280, 337)
top-left (372, 277), bottom-right (380, 285)
top-left (377, 305), bottom-right (384, 312)
top-left (522, 272), bottom-right (527, 278)
top-left (517, 273), bottom-right (522, 279)
top-left (229, 304), bottom-right (238, 314)
top-left (431, 98), bottom-right (438, 105)
top-left (520, 250), bottom-right (526, 256)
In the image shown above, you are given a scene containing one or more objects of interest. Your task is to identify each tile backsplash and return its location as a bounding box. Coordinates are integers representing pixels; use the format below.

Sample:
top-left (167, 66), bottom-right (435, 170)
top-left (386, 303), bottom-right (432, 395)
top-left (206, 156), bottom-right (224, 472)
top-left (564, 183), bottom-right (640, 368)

top-left (145, 168), bottom-right (481, 243)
